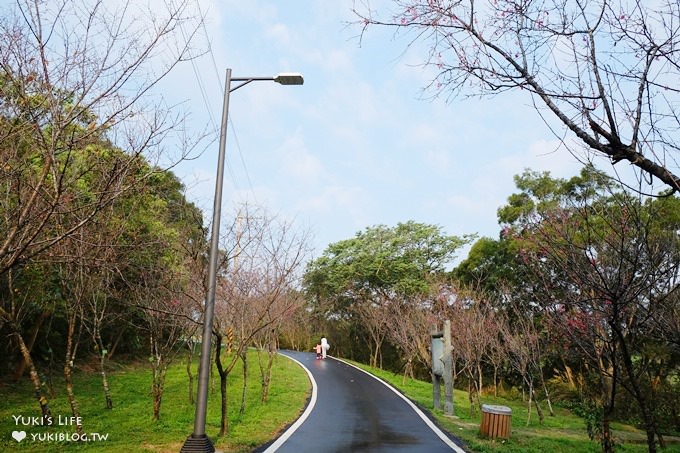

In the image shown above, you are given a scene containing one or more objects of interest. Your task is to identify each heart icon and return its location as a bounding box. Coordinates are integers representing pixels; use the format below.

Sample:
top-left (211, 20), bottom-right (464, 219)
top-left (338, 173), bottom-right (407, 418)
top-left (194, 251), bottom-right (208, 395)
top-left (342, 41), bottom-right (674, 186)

top-left (12, 430), bottom-right (27, 442)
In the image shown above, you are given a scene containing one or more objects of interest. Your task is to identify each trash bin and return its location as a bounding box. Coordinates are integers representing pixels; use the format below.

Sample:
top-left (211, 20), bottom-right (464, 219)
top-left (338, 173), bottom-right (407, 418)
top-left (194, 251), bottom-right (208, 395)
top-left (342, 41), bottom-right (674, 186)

top-left (480, 404), bottom-right (512, 439)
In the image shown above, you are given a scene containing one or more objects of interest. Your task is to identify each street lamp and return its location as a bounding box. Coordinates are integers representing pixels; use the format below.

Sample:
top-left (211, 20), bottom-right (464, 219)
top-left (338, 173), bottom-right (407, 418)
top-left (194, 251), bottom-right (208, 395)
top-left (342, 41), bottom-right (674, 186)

top-left (181, 69), bottom-right (303, 453)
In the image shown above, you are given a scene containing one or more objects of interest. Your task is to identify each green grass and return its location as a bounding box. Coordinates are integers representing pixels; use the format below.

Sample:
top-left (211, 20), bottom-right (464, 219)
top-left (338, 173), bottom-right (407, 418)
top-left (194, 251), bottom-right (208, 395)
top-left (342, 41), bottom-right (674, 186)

top-left (0, 351), bottom-right (309, 452)
top-left (346, 360), bottom-right (680, 453)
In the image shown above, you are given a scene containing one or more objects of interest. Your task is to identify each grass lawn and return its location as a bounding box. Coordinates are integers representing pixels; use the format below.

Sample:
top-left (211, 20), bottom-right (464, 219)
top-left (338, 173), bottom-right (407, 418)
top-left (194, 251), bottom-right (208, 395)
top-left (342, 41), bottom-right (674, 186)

top-left (0, 350), bottom-right (309, 452)
top-left (347, 360), bottom-right (680, 453)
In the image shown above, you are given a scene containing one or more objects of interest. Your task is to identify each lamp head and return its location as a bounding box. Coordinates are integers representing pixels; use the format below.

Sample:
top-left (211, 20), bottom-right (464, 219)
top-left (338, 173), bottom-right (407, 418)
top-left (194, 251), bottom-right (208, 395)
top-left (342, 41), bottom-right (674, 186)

top-left (274, 73), bottom-right (304, 85)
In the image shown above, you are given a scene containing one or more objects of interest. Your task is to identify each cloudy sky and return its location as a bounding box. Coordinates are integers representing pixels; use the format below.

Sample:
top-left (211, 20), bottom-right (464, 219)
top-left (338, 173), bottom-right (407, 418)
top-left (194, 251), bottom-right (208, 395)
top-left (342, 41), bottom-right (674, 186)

top-left (160, 0), bottom-right (597, 263)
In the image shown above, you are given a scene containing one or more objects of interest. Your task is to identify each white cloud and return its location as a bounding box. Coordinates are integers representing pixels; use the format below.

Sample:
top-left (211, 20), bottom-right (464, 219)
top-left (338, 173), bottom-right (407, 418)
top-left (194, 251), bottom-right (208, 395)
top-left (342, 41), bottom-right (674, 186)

top-left (525, 138), bottom-right (586, 176)
top-left (298, 185), bottom-right (362, 211)
top-left (266, 23), bottom-right (291, 46)
top-left (304, 48), bottom-right (354, 73)
top-left (277, 132), bottom-right (325, 185)
top-left (296, 184), bottom-right (373, 248)
top-left (424, 150), bottom-right (451, 175)
top-left (230, 184), bottom-right (279, 210)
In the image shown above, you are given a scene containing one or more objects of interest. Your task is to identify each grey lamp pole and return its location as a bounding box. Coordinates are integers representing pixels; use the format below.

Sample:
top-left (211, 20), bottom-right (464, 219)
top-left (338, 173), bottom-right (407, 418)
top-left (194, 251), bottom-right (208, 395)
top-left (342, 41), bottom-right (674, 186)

top-left (181, 68), bottom-right (303, 453)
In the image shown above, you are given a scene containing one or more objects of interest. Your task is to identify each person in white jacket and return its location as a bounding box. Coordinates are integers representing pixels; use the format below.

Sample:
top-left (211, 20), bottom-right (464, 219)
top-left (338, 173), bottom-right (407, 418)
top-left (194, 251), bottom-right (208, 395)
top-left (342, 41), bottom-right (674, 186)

top-left (320, 337), bottom-right (330, 359)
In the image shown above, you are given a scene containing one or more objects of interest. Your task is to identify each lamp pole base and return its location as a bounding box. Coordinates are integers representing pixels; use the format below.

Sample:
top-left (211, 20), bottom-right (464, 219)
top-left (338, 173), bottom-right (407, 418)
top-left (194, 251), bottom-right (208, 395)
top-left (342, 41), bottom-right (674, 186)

top-left (180, 434), bottom-right (215, 452)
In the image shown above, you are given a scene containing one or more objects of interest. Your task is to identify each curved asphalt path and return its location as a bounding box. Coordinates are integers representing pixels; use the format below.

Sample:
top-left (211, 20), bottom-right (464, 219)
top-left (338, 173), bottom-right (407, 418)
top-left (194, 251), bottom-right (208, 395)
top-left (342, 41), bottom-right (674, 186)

top-left (258, 350), bottom-right (467, 453)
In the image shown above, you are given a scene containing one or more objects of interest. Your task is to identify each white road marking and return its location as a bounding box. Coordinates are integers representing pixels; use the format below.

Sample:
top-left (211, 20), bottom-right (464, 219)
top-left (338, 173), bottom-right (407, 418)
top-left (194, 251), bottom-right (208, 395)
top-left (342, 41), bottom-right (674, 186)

top-left (262, 354), bottom-right (317, 453)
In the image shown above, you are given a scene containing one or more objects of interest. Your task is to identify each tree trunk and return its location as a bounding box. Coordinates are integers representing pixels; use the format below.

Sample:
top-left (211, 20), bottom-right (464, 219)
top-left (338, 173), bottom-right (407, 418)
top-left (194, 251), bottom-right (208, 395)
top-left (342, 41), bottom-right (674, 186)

top-left (13, 309), bottom-right (51, 380)
top-left (150, 335), bottom-right (167, 421)
top-left (372, 341), bottom-right (380, 368)
top-left (526, 381), bottom-right (533, 426)
top-left (214, 334), bottom-right (229, 437)
top-left (469, 367), bottom-right (482, 412)
top-left (602, 408), bottom-right (614, 453)
top-left (13, 331), bottom-right (52, 423)
top-left (260, 338), bottom-right (276, 403)
top-left (106, 327), bottom-right (125, 360)
top-left (493, 365), bottom-right (498, 397)
top-left (151, 362), bottom-right (167, 421)
top-left (64, 306), bottom-right (84, 434)
top-left (63, 363), bottom-right (83, 434)
top-left (532, 388), bottom-right (545, 425)
top-left (219, 366), bottom-right (228, 436)
top-left (477, 363), bottom-right (483, 398)
top-left (152, 378), bottom-right (162, 421)
top-left (187, 341), bottom-right (195, 405)
top-left (402, 359), bottom-right (414, 385)
top-left (94, 330), bottom-right (112, 409)
top-left (614, 324), bottom-right (658, 453)
top-left (98, 350), bottom-right (113, 410)
top-left (239, 351), bottom-right (248, 417)
top-left (598, 357), bottom-right (615, 453)
top-left (655, 427), bottom-right (666, 450)
top-left (539, 372), bottom-right (554, 416)
top-left (467, 379), bottom-right (476, 417)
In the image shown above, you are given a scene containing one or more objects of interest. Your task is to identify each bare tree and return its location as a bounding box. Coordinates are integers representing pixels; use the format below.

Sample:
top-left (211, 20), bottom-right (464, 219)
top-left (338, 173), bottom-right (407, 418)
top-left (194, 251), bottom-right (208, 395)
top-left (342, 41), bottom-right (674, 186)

top-left (54, 229), bottom-right (96, 435)
top-left (384, 292), bottom-right (441, 382)
top-left (254, 290), bottom-right (305, 403)
top-left (501, 307), bottom-right (552, 426)
top-left (212, 205), bottom-right (311, 436)
top-left (278, 302), bottom-right (316, 351)
top-left (449, 294), bottom-right (498, 416)
top-left (351, 298), bottom-right (392, 368)
top-left (353, 1), bottom-right (680, 192)
top-left (486, 320), bottom-right (508, 398)
top-left (77, 211), bottom-right (129, 411)
top-left (131, 275), bottom-right (195, 421)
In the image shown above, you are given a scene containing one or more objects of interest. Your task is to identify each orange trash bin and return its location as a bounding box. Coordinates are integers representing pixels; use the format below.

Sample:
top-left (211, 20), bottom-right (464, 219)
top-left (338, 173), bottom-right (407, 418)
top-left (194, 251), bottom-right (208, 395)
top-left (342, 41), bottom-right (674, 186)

top-left (480, 404), bottom-right (512, 439)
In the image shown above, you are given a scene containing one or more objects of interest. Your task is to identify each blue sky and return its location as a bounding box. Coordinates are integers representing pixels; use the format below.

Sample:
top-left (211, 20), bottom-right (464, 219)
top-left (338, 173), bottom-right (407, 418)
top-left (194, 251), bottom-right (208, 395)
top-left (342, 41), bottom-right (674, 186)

top-left (161, 1), bottom-right (598, 263)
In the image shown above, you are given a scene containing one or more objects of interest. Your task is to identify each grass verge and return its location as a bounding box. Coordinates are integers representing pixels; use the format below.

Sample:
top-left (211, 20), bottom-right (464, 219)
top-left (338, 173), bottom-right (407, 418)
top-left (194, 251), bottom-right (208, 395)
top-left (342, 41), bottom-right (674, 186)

top-left (0, 350), bottom-right (309, 453)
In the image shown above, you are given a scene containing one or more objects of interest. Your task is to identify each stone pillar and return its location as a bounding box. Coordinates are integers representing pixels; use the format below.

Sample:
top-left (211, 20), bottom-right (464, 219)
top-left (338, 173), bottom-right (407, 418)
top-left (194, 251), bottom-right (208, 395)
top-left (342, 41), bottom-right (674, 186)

top-left (432, 321), bottom-right (454, 415)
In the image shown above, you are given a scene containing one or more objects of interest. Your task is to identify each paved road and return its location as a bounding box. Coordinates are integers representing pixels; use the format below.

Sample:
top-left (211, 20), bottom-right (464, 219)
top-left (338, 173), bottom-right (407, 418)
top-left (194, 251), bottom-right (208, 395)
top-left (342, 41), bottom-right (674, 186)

top-left (258, 350), bottom-right (467, 453)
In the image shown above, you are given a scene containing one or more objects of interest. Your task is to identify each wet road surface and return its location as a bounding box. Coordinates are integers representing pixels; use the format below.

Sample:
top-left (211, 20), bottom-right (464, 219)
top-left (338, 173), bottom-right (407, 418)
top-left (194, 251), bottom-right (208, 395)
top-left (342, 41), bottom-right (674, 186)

top-left (259, 350), bottom-right (466, 453)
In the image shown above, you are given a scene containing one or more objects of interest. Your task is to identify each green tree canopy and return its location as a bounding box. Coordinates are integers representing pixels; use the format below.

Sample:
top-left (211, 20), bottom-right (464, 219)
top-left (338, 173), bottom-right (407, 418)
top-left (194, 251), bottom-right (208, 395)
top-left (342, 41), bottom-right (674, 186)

top-left (304, 221), bottom-right (473, 312)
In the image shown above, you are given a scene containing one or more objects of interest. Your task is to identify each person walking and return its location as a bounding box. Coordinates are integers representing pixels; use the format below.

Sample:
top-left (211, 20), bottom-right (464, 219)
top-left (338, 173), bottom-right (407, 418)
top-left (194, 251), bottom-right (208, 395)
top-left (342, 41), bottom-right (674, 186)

top-left (314, 343), bottom-right (322, 359)
top-left (320, 337), bottom-right (330, 359)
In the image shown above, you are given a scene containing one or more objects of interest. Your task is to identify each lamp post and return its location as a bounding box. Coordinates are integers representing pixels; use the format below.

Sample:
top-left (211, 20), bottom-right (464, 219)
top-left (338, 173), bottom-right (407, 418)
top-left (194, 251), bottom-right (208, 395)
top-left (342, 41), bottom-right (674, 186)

top-left (181, 68), bottom-right (303, 453)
